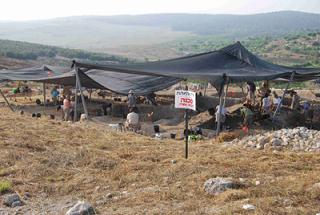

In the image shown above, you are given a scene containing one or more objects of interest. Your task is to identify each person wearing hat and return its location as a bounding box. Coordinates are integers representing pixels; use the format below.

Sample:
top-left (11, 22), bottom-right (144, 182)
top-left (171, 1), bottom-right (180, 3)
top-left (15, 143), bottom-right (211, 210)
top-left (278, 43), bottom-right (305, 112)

top-left (127, 89), bottom-right (137, 109)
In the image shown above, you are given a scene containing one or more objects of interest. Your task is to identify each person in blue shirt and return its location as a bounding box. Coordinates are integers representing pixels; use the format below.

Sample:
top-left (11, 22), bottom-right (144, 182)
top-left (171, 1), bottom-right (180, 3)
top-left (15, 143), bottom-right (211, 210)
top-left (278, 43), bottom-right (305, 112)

top-left (51, 86), bottom-right (60, 105)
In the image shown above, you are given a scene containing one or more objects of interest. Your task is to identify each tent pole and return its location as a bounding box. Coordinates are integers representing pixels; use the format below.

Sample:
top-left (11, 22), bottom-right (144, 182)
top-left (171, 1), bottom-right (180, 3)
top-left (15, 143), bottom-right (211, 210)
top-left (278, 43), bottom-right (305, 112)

top-left (204, 82), bottom-right (207, 96)
top-left (223, 78), bottom-right (230, 107)
top-left (272, 72), bottom-right (295, 123)
top-left (216, 74), bottom-right (227, 135)
top-left (75, 68), bottom-right (89, 119)
top-left (43, 82), bottom-right (46, 114)
top-left (0, 89), bottom-right (14, 112)
top-left (73, 72), bottom-right (79, 122)
top-left (89, 89), bottom-right (92, 104)
top-left (185, 109), bottom-right (189, 159)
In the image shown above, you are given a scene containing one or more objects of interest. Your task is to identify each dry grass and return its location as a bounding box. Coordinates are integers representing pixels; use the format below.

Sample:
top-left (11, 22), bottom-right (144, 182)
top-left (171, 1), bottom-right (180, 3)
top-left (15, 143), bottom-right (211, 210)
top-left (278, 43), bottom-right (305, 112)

top-left (0, 107), bottom-right (320, 214)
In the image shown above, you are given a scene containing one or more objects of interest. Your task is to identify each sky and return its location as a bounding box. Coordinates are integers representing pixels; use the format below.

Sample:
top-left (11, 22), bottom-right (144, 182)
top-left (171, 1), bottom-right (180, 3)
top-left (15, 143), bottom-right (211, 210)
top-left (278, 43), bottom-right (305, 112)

top-left (1, 0), bottom-right (320, 21)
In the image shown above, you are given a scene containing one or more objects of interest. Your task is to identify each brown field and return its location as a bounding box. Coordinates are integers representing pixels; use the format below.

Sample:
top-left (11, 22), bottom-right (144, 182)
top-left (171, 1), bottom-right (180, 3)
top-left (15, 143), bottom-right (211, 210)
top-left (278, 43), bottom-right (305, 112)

top-left (0, 107), bottom-right (320, 214)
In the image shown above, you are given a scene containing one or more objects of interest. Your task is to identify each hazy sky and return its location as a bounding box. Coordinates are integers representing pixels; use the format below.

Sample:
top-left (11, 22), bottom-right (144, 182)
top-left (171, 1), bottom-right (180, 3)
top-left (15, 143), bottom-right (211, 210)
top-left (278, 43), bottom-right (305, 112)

top-left (1, 0), bottom-right (320, 21)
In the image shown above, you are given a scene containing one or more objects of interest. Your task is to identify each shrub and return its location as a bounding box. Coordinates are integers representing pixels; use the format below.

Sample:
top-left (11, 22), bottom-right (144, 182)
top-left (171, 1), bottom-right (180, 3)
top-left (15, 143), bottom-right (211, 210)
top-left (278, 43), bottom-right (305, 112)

top-left (0, 180), bottom-right (12, 194)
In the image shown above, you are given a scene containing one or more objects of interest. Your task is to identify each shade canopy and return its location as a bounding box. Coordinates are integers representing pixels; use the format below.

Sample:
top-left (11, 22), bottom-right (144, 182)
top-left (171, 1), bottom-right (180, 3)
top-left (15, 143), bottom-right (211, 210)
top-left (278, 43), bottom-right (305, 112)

top-left (74, 42), bottom-right (320, 86)
top-left (1, 42), bottom-right (319, 95)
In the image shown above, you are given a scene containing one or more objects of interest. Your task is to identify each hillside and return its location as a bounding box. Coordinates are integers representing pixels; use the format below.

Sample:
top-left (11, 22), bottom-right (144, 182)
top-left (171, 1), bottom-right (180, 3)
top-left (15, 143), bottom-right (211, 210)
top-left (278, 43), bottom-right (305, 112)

top-left (0, 109), bottom-right (320, 214)
top-left (0, 39), bottom-right (130, 68)
top-left (0, 11), bottom-right (319, 54)
top-left (108, 32), bottom-right (320, 67)
top-left (96, 11), bottom-right (320, 37)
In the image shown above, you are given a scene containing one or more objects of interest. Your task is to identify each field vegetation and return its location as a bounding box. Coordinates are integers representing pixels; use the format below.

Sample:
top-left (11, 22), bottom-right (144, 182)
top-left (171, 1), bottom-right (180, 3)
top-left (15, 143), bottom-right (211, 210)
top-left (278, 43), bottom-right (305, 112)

top-left (0, 109), bottom-right (319, 214)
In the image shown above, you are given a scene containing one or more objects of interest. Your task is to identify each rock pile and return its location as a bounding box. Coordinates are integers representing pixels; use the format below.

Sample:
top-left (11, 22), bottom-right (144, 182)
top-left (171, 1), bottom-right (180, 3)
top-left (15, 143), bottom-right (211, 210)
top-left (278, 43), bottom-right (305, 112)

top-left (225, 127), bottom-right (320, 152)
top-left (204, 177), bottom-right (241, 195)
top-left (3, 193), bottom-right (22, 207)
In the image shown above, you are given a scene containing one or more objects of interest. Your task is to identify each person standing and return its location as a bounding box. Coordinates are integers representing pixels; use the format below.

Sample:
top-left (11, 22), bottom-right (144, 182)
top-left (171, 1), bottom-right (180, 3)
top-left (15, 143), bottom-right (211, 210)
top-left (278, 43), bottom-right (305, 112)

top-left (51, 86), bottom-right (59, 105)
top-left (290, 91), bottom-right (300, 110)
top-left (246, 81), bottom-right (256, 104)
top-left (215, 104), bottom-right (227, 130)
top-left (63, 96), bottom-right (71, 121)
top-left (272, 91), bottom-right (281, 110)
top-left (262, 94), bottom-right (271, 114)
top-left (127, 90), bottom-right (137, 109)
top-left (258, 81), bottom-right (271, 106)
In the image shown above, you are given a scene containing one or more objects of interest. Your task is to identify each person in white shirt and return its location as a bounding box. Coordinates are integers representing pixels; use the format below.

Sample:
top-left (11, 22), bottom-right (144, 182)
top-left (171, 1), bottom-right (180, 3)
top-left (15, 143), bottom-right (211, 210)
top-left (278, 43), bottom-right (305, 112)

top-left (272, 91), bottom-right (282, 110)
top-left (125, 107), bottom-right (141, 132)
top-left (262, 94), bottom-right (271, 113)
top-left (215, 105), bottom-right (227, 130)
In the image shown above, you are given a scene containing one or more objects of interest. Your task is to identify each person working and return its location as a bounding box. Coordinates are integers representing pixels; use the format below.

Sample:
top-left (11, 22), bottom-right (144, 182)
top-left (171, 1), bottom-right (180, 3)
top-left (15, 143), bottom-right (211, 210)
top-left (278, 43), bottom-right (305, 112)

top-left (272, 91), bottom-right (282, 110)
top-left (262, 94), bottom-right (271, 114)
top-left (51, 86), bottom-right (60, 105)
top-left (246, 81), bottom-right (256, 104)
top-left (127, 90), bottom-right (137, 109)
top-left (290, 91), bottom-right (300, 110)
top-left (125, 107), bottom-right (141, 132)
top-left (215, 104), bottom-right (227, 130)
top-left (258, 81), bottom-right (271, 106)
top-left (62, 86), bottom-right (72, 97)
top-left (63, 96), bottom-right (72, 121)
top-left (241, 103), bottom-right (254, 128)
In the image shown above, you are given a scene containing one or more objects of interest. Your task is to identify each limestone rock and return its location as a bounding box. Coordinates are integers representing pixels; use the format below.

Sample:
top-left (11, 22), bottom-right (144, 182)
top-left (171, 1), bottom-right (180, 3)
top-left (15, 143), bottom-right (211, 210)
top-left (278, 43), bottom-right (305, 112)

top-left (3, 193), bottom-right (22, 207)
top-left (243, 204), bottom-right (255, 210)
top-left (204, 177), bottom-right (240, 195)
top-left (66, 201), bottom-right (95, 215)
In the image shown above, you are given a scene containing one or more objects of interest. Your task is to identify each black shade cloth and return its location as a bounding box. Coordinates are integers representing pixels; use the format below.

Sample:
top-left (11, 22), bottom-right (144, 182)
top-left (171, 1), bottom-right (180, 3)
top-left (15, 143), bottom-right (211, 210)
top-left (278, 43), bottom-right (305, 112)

top-left (74, 42), bottom-right (320, 86)
top-left (40, 69), bottom-right (181, 96)
top-left (0, 65), bottom-right (69, 81)
top-left (1, 42), bottom-right (319, 96)
top-left (0, 65), bottom-right (181, 96)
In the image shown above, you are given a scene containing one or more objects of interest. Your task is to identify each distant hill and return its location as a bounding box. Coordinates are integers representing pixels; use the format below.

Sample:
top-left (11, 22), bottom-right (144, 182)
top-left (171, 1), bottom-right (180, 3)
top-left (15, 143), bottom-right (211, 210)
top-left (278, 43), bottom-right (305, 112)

top-left (0, 11), bottom-right (319, 53)
top-left (0, 39), bottom-right (130, 68)
top-left (97, 11), bottom-right (320, 37)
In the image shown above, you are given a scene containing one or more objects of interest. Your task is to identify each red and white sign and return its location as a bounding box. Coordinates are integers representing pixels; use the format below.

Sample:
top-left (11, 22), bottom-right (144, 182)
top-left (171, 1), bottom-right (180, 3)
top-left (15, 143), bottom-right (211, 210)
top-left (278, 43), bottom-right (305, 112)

top-left (175, 90), bottom-right (196, 111)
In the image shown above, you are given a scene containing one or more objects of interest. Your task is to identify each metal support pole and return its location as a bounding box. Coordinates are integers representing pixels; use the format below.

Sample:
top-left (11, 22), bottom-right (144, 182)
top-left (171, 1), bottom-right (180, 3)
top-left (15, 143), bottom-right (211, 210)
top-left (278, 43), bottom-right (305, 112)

top-left (223, 78), bottom-right (230, 107)
top-left (73, 72), bottom-right (79, 122)
top-left (75, 68), bottom-right (89, 119)
top-left (204, 82), bottom-right (207, 96)
top-left (216, 74), bottom-right (227, 135)
top-left (43, 82), bottom-right (46, 114)
top-left (185, 109), bottom-right (189, 159)
top-left (272, 72), bottom-right (295, 122)
top-left (0, 89), bottom-right (14, 112)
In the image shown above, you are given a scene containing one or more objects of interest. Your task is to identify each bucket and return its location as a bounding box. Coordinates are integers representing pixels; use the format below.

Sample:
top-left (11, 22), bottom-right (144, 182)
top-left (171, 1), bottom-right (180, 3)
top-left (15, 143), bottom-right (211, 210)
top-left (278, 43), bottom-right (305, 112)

top-left (170, 133), bottom-right (176, 139)
top-left (154, 125), bottom-right (160, 133)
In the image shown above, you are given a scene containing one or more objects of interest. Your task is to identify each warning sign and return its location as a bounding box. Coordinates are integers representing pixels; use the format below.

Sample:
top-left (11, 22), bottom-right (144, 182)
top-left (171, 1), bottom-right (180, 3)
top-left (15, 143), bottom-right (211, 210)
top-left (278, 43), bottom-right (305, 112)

top-left (175, 90), bottom-right (196, 111)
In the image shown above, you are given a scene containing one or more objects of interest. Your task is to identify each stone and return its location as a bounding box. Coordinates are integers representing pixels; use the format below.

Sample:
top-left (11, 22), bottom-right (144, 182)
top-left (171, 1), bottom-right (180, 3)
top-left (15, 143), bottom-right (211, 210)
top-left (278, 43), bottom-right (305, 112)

top-left (3, 194), bottom-right (21, 207)
top-left (255, 181), bottom-right (261, 186)
top-left (106, 193), bottom-right (113, 198)
top-left (242, 204), bottom-right (255, 210)
top-left (258, 136), bottom-right (268, 145)
top-left (204, 177), bottom-right (240, 195)
top-left (11, 201), bottom-right (22, 208)
top-left (171, 160), bottom-right (177, 164)
top-left (66, 201), bottom-right (95, 215)
top-left (272, 138), bottom-right (283, 146)
top-left (80, 114), bottom-right (87, 122)
top-left (256, 144), bottom-right (264, 150)
top-left (239, 178), bottom-right (245, 183)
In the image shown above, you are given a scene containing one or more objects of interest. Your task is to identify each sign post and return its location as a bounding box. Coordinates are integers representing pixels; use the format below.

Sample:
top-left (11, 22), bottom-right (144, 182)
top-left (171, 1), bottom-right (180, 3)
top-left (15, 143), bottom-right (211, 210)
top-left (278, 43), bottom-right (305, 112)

top-left (175, 90), bottom-right (196, 159)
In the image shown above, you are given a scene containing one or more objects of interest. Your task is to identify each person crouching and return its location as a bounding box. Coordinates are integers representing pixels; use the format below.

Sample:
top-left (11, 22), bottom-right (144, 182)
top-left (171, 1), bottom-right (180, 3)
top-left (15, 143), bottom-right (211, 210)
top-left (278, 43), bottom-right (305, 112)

top-left (125, 107), bottom-right (141, 132)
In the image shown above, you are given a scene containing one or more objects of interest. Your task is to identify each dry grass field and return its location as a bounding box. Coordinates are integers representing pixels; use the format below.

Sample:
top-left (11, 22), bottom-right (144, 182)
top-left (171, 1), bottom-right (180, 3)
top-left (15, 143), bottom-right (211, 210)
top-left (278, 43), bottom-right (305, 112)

top-left (0, 107), bottom-right (320, 214)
